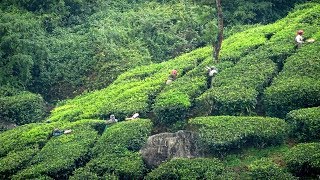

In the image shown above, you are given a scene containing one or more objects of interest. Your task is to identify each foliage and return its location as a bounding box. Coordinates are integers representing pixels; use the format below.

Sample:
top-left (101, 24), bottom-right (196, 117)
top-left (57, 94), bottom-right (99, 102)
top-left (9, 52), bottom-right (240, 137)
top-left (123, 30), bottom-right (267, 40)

top-left (264, 29), bottom-right (320, 117)
top-left (285, 142), bottom-right (320, 177)
top-left (0, 147), bottom-right (38, 179)
top-left (196, 57), bottom-right (276, 116)
top-left (85, 119), bottom-right (153, 179)
top-left (189, 116), bottom-right (288, 152)
top-left (0, 91), bottom-right (46, 125)
top-left (49, 48), bottom-right (208, 122)
top-left (286, 107), bottom-right (320, 142)
top-left (12, 120), bottom-right (101, 179)
top-left (197, 0), bottom-right (309, 25)
top-left (145, 158), bottom-right (226, 180)
top-left (248, 158), bottom-right (296, 179)
top-left (0, 123), bottom-right (55, 157)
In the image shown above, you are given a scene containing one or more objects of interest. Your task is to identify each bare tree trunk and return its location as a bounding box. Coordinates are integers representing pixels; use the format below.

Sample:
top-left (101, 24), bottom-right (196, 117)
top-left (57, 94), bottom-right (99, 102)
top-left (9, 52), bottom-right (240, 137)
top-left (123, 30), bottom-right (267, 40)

top-left (213, 0), bottom-right (223, 63)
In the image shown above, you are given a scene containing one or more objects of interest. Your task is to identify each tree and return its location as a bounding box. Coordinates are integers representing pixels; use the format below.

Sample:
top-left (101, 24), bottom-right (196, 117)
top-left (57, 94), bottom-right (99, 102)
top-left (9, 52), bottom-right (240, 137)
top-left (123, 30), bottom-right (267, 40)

top-left (213, 0), bottom-right (223, 63)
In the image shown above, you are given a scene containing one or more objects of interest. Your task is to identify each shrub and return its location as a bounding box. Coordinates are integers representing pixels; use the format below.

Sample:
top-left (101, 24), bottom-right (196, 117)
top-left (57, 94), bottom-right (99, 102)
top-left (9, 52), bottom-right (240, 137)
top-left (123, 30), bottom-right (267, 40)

top-left (0, 147), bottom-right (38, 179)
top-left (85, 119), bottom-right (153, 179)
top-left (69, 168), bottom-right (101, 180)
top-left (286, 107), bottom-right (320, 142)
top-left (12, 120), bottom-right (101, 179)
top-left (248, 158), bottom-right (296, 180)
top-left (87, 151), bottom-right (145, 180)
top-left (264, 77), bottom-right (320, 118)
top-left (49, 48), bottom-right (208, 122)
top-left (189, 116), bottom-right (288, 152)
top-left (145, 158), bottom-right (225, 179)
top-left (285, 142), bottom-right (320, 177)
top-left (153, 57), bottom-right (233, 125)
top-left (0, 92), bottom-right (46, 125)
top-left (93, 119), bottom-right (153, 154)
top-left (0, 123), bottom-right (56, 157)
top-left (196, 57), bottom-right (276, 116)
top-left (263, 12), bottom-right (320, 118)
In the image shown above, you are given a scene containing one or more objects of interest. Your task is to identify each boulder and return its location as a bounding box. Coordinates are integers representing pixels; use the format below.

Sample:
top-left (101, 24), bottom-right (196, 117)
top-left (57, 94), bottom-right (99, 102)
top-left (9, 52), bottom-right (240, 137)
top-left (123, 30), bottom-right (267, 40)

top-left (140, 130), bottom-right (200, 168)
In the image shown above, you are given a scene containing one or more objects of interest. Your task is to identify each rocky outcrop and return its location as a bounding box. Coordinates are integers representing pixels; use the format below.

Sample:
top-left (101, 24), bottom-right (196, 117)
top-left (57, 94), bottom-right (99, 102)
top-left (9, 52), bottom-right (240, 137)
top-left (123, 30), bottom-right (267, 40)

top-left (140, 130), bottom-right (201, 168)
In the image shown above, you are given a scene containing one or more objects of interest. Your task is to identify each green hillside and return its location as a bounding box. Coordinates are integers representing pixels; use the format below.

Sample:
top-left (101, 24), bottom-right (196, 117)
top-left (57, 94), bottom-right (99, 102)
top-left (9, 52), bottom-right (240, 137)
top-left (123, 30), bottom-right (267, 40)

top-left (1, 1), bottom-right (320, 179)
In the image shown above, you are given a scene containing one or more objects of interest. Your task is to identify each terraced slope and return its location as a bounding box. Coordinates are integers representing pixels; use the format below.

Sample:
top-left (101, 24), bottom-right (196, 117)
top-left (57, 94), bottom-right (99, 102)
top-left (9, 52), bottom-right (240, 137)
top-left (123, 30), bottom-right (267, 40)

top-left (0, 2), bottom-right (319, 179)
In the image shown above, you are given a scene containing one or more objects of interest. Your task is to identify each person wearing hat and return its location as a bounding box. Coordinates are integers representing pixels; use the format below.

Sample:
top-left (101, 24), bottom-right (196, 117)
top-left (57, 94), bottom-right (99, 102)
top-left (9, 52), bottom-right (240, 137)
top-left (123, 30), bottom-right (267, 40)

top-left (295, 30), bottom-right (304, 49)
top-left (166, 69), bottom-right (178, 85)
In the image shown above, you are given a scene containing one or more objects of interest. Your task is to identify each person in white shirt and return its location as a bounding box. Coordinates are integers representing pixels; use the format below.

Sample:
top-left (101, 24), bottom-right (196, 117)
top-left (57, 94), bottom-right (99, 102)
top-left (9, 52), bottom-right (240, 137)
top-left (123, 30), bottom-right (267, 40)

top-left (125, 113), bottom-right (139, 120)
top-left (295, 30), bottom-right (304, 48)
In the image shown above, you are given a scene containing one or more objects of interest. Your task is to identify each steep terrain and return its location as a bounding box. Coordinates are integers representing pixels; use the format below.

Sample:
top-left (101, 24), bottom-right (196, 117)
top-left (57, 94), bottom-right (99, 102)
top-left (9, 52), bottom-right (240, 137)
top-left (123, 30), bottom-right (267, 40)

top-left (0, 2), bottom-right (320, 179)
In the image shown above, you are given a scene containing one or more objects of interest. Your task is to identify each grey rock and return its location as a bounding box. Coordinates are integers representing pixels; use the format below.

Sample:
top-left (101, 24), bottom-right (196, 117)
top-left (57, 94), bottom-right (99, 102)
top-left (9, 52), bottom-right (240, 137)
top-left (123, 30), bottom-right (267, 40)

top-left (140, 130), bottom-right (201, 168)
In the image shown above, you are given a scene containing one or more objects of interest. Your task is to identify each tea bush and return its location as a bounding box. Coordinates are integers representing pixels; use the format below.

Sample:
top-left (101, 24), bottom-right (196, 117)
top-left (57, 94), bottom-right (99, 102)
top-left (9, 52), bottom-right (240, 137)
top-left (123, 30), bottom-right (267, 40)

top-left (0, 92), bottom-right (46, 125)
top-left (153, 56), bottom-right (234, 125)
top-left (49, 48), bottom-right (208, 122)
top-left (285, 142), bottom-right (320, 177)
top-left (263, 5), bottom-right (320, 118)
top-left (85, 119), bottom-right (153, 179)
top-left (286, 107), bottom-right (320, 142)
top-left (0, 123), bottom-right (56, 157)
top-left (196, 57), bottom-right (276, 116)
top-left (264, 43), bottom-right (320, 117)
top-left (189, 116), bottom-right (288, 152)
top-left (12, 120), bottom-right (102, 179)
top-left (145, 158), bottom-right (225, 180)
top-left (0, 147), bottom-right (38, 179)
top-left (248, 158), bottom-right (296, 179)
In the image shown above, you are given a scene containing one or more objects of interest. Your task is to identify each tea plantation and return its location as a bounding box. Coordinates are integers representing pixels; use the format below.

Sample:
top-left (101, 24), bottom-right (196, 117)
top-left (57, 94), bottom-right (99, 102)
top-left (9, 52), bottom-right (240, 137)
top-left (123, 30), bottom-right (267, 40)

top-left (0, 2), bottom-right (320, 179)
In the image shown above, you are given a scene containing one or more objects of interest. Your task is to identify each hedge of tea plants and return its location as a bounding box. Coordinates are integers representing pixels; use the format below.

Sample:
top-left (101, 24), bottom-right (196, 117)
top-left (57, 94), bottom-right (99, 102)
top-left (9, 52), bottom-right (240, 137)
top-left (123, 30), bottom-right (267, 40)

top-left (264, 40), bottom-right (320, 117)
top-left (49, 48), bottom-right (209, 122)
top-left (145, 158), bottom-right (226, 179)
top-left (285, 142), bottom-right (320, 178)
top-left (286, 107), bottom-right (320, 142)
top-left (85, 119), bottom-right (153, 179)
top-left (263, 4), bottom-right (320, 117)
top-left (0, 120), bottom-right (104, 179)
top-left (248, 158), bottom-right (295, 179)
top-left (11, 120), bottom-right (103, 179)
top-left (153, 56), bottom-right (234, 125)
top-left (196, 56), bottom-right (277, 116)
top-left (189, 116), bottom-right (288, 152)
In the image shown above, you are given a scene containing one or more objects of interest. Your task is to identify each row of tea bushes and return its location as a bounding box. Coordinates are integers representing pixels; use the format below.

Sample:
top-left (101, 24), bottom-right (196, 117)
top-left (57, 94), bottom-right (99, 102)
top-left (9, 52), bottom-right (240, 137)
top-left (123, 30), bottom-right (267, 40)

top-left (189, 116), bottom-right (288, 153)
top-left (153, 57), bottom-right (234, 125)
top-left (263, 4), bottom-right (320, 118)
top-left (0, 147), bottom-right (39, 179)
top-left (0, 91), bottom-right (46, 125)
top-left (264, 39), bottom-right (320, 117)
top-left (84, 119), bottom-right (153, 179)
top-left (12, 120), bottom-right (104, 179)
top-left (145, 158), bottom-right (226, 179)
top-left (286, 106), bottom-right (320, 142)
top-left (195, 56), bottom-right (277, 116)
top-left (248, 158), bottom-right (295, 179)
top-left (49, 47), bottom-right (210, 122)
top-left (285, 142), bottom-right (320, 178)
top-left (0, 123), bottom-right (56, 157)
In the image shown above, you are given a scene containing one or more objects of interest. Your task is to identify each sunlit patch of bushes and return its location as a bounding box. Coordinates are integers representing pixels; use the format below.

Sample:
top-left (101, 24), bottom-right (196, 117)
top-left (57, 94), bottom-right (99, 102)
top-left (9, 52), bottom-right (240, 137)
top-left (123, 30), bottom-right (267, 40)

top-left (12, 120), bottom-right (103, 179)
top-left (248, 158), bottom-right (295, 179)
top-left (49, 48), bottom-right (209, 122)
